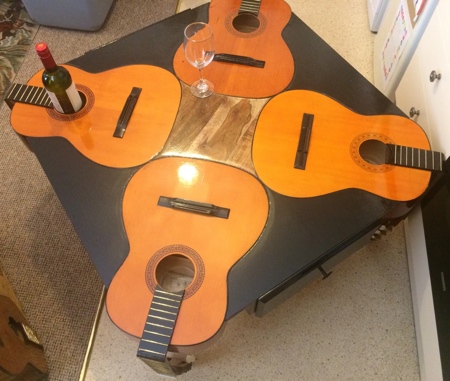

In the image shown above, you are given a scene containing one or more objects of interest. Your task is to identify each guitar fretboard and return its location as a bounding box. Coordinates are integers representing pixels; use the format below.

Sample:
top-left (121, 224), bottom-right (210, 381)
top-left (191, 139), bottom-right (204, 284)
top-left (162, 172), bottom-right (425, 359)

top-left (239, 0), bottom-right (262, 15)
top-left (137, 285), bottom-right (184, 376)
top-left (5, 83), bottom-right (52, 109)
top-left (386, 143), bottom-right (445, 172)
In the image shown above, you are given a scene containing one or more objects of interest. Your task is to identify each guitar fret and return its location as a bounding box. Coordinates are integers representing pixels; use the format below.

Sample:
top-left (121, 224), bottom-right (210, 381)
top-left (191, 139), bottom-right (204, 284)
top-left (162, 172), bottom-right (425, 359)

top-left (146, 321), bottom-right (172, 330)
top-left (150, 307), bottom-right (177, 316)
top-left (141, 338), bottom-right (169, 346)
top-left (138, 285), bottom-right (185, 375)
top-left (18, 85), bottom-right (29, 102)
top-left (6, 83), bottom-right (19, 99)
top-left (427, 150), bottom-right (432, 170)
top-left (154, 294), bottom-right (181, 302)
top-left (5, 83), bottom-right (52, 108)
top-left (138, 347), bottom-right (166, 356)
top-left (155, 289), bottom-right (181, 296)
top-left (437, 152), bottom-right (443, 171)
top-left (41, 92), bottom-right (51, 107)
top-left (141, 326), bottom-right (172, 344)
top-left (241, 4), bottom-right (260, 12)
top-left (36, 88), bottom-right (51, 107)
top-left (14, 84), bottom-right (27, 102)
top-left (152, 301), bottom-right (179, 310)
top-left (239, 0), bottom-right (261, 15)
top-left (14, 84), bottom-right (23, 101)
top-left (24, 87), bottom-right (36, 104)
top-left (29, 87), bottom-right (42, 104)
top-left (387, 143), bottom-right (444, 172)
top-left (35, 87), bottom-right (51, 107)
top-left (148, 314), bottom-right (176, 323)
top-left (27, 87), bottom-right (38, 104)
top-left (143, 329), bottom-right (170, 338)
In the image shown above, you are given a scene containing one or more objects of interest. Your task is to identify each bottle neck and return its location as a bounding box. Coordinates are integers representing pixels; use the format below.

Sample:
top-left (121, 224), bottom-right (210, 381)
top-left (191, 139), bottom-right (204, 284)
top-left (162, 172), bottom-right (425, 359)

top-left (35, 43), bottom-right (58, 71)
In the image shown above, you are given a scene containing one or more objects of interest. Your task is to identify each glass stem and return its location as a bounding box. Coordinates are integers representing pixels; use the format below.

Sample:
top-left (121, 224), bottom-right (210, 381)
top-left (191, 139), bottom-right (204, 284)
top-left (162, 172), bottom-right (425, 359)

top-left (197, 68), bottom-right (208, 92)
top-left (198, 67), bottom-right (205, 83)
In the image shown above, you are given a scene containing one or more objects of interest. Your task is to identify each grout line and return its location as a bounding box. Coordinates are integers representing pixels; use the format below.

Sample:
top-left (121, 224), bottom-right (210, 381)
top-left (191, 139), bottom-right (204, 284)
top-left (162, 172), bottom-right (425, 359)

top-left (79, 286), bottom-right (107, 381)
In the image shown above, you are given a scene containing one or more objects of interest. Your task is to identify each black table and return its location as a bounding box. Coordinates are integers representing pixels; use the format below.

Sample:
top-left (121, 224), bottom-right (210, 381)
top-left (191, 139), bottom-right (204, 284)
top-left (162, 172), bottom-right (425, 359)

top-left (24, 4), bottom-right (420, 324)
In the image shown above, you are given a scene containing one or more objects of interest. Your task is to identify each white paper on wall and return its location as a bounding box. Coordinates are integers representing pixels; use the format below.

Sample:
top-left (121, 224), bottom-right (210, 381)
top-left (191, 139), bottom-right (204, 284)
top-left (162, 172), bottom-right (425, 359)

top-left (381, 0), bottom-right (412, 87)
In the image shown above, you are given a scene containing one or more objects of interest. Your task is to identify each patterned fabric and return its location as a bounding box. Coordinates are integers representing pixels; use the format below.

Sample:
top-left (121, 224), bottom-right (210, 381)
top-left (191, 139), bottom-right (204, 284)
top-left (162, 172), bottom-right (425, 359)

top-left (0, 0), bottom-right (39, 103)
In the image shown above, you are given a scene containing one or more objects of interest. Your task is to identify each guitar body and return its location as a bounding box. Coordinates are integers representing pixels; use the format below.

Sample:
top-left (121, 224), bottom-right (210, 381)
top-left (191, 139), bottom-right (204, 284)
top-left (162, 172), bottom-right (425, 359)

top-left (252, 90), bottom-right (432, 201)
top-left (173, 0), bottom-right (294, 98)
top-left (10, 65), bottom-right (181, 168)
top-left (106, 157), bottom-right (268, 348)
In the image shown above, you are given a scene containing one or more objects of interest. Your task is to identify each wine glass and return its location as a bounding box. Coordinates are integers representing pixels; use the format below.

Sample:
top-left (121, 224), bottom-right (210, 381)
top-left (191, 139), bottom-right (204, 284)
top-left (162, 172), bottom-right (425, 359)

top-left (183, 22), bottom-right (215, 98)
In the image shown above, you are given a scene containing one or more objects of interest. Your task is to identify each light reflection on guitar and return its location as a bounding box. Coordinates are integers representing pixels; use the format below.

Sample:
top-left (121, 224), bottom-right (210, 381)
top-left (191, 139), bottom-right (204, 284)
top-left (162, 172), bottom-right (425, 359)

top-left (173, 0), bottom-right (294, 98)
top-left (252, 90), bottom-right (445, 201)
top-left (106, 156), bottom-right (269, 350)
top-left (8, 65), bottom-right (181, 168)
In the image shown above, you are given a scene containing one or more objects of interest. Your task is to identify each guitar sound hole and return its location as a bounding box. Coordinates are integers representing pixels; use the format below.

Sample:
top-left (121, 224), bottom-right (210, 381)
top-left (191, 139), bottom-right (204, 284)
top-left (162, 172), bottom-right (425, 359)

top-left (232, 13), bottom-right (260, 33)
top-left (46, 84), bottom-right (94, 122)
top-left (359, 139), bottom-right (387, 165)
top-left (155, 254), bottom-right (195, 293)
top-left (51, 91), bottom-right (87, 116)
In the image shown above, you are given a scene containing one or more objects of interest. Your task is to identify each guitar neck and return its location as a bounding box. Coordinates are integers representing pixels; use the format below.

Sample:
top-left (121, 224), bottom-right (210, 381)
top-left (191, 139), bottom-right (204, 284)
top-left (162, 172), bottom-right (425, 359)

top-left (239, 0), bottom-right (262, 15)
top-left (5, 83), bottom-right (52, 109)
top-left (137, 285), bottom-right (185, 376)
top-left (385, 143), bottom-right (445, 172)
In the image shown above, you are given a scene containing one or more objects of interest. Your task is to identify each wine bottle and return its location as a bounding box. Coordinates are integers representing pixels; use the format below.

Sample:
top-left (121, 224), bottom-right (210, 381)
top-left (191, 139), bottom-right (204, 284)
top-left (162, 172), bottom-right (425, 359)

top-left (35, 42), bottom-right (82, 114)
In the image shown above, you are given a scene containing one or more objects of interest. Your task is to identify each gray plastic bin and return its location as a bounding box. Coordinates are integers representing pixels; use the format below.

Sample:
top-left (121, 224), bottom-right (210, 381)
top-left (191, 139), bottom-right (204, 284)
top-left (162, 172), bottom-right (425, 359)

top-left (22, 0), bottom-right (115, 31)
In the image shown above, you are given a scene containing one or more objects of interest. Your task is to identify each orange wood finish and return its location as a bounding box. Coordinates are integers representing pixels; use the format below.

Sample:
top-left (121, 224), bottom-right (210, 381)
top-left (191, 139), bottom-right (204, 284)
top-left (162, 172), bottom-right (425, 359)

top-left (252, 90), bottom-right (432, 201)
top-left (106, 156), bottom-right (269, 347)
top-left (173, 0), bottom-right (294, 98)
top-left (0, 296), bottom-right (48, 378)
top-left (10, 65), bottom-right (181, 168)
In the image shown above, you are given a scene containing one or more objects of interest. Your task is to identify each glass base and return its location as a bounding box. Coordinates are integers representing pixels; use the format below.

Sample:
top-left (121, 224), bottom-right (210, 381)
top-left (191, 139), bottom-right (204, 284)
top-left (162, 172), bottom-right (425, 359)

top-left (190, 79), bottom-right (214, 98)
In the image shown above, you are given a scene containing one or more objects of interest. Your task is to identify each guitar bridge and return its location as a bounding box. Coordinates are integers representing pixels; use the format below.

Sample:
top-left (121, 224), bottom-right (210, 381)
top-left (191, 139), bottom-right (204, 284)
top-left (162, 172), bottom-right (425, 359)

top-left (214, 53), bottom-right (265, 68)
top-left (113, 87), bottom-right (142, 138)
top-left (294, 113), bottom-right (314, 170)
top-left (158, 196), bottom-right (230, 219)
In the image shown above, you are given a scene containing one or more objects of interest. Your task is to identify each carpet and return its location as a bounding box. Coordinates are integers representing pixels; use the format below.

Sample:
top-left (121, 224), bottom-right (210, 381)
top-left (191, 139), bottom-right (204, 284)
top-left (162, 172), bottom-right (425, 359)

top-left (0, 1), bottom-right (178, 380)
top-left (0, 0), bottom-right (39, 104)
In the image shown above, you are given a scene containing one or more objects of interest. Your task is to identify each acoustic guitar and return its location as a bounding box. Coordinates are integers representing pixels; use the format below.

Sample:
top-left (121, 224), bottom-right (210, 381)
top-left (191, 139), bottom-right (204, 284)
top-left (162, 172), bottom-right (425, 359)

top-left (8, 65), bottom-right (181, 168)
top-left (252, 90), bottom-right (446, 201)
top-left (106, 157), bottom-right (268, 356)
top-left (0, 295), bottom-right (48, 379)
top-left (173, 0), bottom-right (294, 98)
